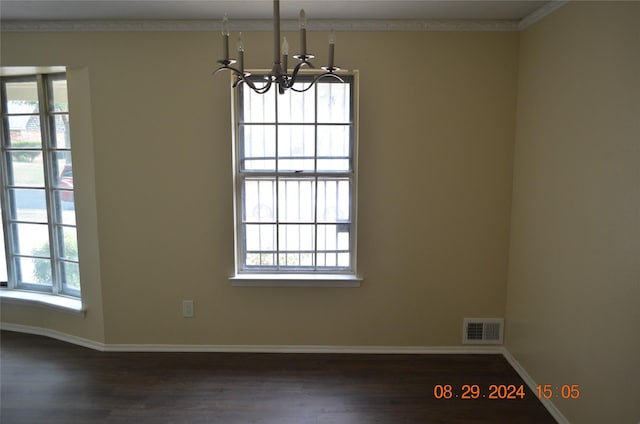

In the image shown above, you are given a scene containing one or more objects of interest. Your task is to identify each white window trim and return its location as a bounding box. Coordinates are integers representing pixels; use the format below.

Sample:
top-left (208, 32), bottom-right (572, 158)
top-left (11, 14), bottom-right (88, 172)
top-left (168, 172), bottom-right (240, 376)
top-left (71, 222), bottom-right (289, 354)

top-left (0, 288), bottom-right (85, 315)
top-left (230, 273), bottom-right (362, 288)
top-left (230, 71), bottom-right (361, 287)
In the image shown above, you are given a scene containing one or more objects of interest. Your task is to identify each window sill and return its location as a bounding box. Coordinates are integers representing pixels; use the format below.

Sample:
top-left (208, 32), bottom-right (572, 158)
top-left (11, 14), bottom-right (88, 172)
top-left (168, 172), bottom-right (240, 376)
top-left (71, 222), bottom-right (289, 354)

top-left (230, 274), bottom-right (363, 288)
top-left (0, 289), bottom-right (85, 316)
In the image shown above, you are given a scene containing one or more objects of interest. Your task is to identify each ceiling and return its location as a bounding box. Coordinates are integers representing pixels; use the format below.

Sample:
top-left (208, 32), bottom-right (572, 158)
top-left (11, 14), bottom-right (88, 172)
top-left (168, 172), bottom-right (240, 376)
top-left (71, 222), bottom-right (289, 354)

top-left (0, 1), bottom-right (550, 22)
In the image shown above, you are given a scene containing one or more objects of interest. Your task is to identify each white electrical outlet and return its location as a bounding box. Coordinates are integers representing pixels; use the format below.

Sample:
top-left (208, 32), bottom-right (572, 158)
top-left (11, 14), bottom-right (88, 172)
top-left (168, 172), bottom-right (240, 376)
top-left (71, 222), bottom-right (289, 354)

top-left (182, 300), bottom-right (194, 318)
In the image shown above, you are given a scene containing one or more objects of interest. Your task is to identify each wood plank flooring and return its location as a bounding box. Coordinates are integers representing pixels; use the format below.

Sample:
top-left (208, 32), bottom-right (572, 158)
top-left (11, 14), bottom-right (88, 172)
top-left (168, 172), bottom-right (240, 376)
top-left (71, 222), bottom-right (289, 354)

top-left (0, 331), bottom-right (557, 423)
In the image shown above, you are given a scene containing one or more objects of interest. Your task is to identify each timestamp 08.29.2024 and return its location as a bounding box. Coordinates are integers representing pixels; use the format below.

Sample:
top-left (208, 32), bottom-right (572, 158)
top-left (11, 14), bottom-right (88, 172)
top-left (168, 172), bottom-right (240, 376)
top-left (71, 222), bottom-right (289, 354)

top-left (433, 384), bottom-right (527, 399)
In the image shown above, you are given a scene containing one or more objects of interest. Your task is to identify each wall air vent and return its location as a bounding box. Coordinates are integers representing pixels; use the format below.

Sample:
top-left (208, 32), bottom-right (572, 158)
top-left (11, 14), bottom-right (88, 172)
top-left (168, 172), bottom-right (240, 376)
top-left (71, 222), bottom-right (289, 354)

top-left (463, 318), bottom-right (504, 344)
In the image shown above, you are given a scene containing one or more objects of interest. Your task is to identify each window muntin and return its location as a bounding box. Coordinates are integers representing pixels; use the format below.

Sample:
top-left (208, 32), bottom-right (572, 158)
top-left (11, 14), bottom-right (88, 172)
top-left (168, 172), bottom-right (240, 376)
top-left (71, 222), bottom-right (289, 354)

top-left (1, 73), bottom-right (80, 297)
top-left (235, 75), bottom-right (356, 274)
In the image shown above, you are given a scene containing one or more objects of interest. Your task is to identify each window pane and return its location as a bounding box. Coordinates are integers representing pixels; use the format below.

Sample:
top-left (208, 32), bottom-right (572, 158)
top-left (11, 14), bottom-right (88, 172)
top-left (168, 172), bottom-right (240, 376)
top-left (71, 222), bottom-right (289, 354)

top-left (317, 82), bottom-right (350, 123)
top-left (49, 78), bottom-right (69, 112)
top-left (317, 252), bottom-right (337, 267)
top-left (241, 125), bottom-right (276, 171)
top-left (5, 80), bottom-right (39, 114)
top-left (277, 85), bottom-right (314, 123)
top-left (300, 252), bottom-right (314, 266)
top-left (316, 158), bottom-right (349, 172)
top-left (12, 223), bottom-right (50, 256)
top-left (317, 179), bottom-right (350, 222)
top-left (337, 228), bottom-right (350, 250)
top-left (277, 126), bottom-right (315, 172)
top-left (50, 152), bottom-right (74, 189)
top-left (245, 224), bottom-right (276, 251)
top-left (16, 256), bottom-right (52, 286)
top-left (59, 226), bottom-right (78, 261)
top-left (280, 252), bottom-right (307, 267)
top-left (317, 224), bottom-right (350, 264)
top-left (337, 252), bottom-right (350, 267)
top-left (317, 125), bottom-right (350, 172)
top-left (278, 224), bottom-right (314, 252)
top-left (51, 114), bottom-right (71, 148)
top-left (53, 191), bottom-right (77, 225)
top-left (244, 179), bottom-right (276, 222)
top-left (317, 126), bottom-right (349, 156)
top-left (278, 179), bottom-right (315, 223)
top-left (245, 253), bottom-right (275, 267)
top-left (6, 115), bottom-right (42, 147)
top-left (5, 152), bottom-right (45, 187)
top-left (9, 189), bottom-right (47, 223)
top-left (242, 86), bottom-right (275, 123)
top-left (317, 251), bottom-right (350, 268)
top-left (61, 261), bottom-right (80, 291)
top-left (318, 224), bottom-right (335, 250)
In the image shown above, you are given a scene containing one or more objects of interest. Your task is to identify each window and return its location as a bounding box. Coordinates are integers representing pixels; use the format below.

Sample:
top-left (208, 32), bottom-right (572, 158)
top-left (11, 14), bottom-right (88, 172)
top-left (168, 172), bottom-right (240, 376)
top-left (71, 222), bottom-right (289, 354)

top-left (0, 72), bottom-right (80, 298)
top-left (233, 73), bottom-right (359, 281)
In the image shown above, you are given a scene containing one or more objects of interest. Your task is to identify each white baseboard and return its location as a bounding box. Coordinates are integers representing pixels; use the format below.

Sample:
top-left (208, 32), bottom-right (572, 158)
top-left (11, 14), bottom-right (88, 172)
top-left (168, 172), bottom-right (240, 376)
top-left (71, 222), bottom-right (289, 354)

top-left (1, 322), bottom-right (504, 354)
top-left (502, 349), bottom-right (569, 424)
top-left (1, 323), bottom-right (104, 351)
top-left (102, 344), bottom-right (504, 354)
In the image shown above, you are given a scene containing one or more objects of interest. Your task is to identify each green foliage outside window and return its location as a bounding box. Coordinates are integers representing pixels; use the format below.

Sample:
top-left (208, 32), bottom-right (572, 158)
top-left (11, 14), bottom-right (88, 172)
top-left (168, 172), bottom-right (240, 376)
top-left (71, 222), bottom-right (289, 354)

top-left (10, 141), bottom-right (41, 162)
top-left (32, 234), bottom-right (79, 289)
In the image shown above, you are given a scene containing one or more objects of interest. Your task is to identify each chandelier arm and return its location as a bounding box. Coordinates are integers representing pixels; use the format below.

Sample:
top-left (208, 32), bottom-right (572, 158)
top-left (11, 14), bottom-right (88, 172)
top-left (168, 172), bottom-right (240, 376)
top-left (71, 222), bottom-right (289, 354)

top-left (215, 64), bottom-right (250, 76)
top-left (245, 78), bottom-right (273, 94)
top-left (256, 83), bottom-right (274, 94)
top-left (320, 72), bottom-right (344, 83)
top-left (213, 65), bottom-right (236, 76)
top-left (288, 71), bottom-right (344, 93)
top-left (215, 65), bottom-right (269, 94)
top-left (284, 61), bottom-right (310, 89)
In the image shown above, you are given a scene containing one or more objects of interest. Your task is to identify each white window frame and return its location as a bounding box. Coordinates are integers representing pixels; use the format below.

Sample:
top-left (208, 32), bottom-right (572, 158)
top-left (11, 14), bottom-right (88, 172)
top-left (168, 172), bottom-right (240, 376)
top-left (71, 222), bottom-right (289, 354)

top-left (230, 71), bottom-right (361, 287)
top-left (0, 71), bottom-right (81, 299)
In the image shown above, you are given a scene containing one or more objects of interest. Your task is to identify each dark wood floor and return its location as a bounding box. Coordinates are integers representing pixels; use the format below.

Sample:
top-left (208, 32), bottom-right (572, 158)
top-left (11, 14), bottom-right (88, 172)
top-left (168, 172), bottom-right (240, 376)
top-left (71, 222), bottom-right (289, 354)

top-left (0, 331), bottom-right (556, 424)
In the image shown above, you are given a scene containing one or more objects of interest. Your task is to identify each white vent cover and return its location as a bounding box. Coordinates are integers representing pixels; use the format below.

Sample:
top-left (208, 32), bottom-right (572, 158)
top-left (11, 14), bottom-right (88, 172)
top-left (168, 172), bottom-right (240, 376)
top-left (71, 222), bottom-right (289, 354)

top-left (463, 318), bottom-right (504, 344)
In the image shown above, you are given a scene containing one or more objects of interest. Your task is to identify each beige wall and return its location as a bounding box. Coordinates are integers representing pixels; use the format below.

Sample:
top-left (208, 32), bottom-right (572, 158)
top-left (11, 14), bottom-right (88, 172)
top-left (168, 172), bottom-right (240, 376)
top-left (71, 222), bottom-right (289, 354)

top-left (1, 30), bottom-right (518, 346)
top-left (506, 2), bottom-right (640, 423)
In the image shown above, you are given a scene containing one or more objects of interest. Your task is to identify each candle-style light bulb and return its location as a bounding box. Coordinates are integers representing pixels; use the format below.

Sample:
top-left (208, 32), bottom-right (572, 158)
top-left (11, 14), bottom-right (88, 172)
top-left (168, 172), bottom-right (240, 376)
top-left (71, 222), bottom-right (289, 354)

top-left (298, 9), bottom-right (307, 57)
top-left (221, 14), bottom-right (230, 61)
top-left (237, 32), bottom-right (244, 74)
top-left (282, 36), bottom-right (289, 73)
top-left (222, 14), bottom-right (230, 36)
top-left (328, 27), bottom-right (335, 68)
top-left (298, 9), bottom-right (307, 29)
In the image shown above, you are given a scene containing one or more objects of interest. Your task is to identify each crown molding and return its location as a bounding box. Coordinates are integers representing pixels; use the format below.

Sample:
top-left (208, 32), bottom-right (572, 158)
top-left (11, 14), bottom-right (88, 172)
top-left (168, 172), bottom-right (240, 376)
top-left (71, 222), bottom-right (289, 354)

top-left (0, 1), bottom-right (569, 34)
top-left (0, 19), bottom-right (518, 33)
top-left (518, 0), bottom-right (569, 30)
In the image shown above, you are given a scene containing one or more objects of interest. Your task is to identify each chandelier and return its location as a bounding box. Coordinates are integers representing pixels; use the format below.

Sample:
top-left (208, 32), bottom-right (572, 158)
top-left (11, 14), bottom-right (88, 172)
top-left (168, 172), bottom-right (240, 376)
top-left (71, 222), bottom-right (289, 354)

top-left (214, 0), bottom-right (342, 94)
